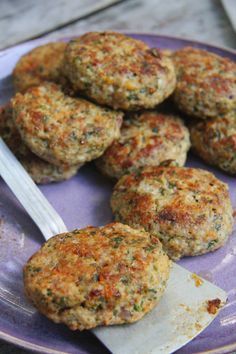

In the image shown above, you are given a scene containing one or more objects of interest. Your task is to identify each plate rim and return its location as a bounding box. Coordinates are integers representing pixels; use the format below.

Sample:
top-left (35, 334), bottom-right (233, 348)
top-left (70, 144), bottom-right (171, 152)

top-left (0, 329), bottom-right (70, 354)
top-left (0, 31), bottom-right (235, 354)
top-left (126, 31), bottom-right (236, 55)
top-left (1, 31), bottom-right (236, 56)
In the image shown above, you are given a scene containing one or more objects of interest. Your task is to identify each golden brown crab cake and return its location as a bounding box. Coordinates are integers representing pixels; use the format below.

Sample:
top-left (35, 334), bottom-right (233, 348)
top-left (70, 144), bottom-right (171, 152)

top-left (111, 166), bottom-right (234, 260)
top-left (173, 47), bottom-right (236, 119)
top-left (11, 83), bottom-right (123, 166)
top-left (96, 111), bottom-right (190, 179)
top-left (190, 114), bottom-right (236, 174)
top-left (23, 222), bottom-right (171, 331)
top-left (13, 42), bottom-right (67, 93)
top-left (0, 103), bottom-right (79, 184)
top-left (63, 32), bottom-right (176, 110)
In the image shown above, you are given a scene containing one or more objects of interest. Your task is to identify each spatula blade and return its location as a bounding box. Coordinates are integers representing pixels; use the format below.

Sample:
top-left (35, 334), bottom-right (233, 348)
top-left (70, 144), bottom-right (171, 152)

top-left (94, 263), bottom-right (227, 354)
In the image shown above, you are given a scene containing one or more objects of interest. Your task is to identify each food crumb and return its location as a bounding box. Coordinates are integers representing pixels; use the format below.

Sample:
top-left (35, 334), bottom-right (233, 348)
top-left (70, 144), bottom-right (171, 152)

top-left (207, 298), bottom-right (221, 314)
top-left (195, 322), bottom-right (202, 331)
top-left (191, 273), bottom-right (204, 287)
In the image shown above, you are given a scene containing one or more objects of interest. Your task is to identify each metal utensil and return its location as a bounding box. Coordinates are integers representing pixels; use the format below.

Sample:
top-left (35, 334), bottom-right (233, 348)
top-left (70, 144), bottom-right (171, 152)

top-left (0, 137), bottom-right (227, 354)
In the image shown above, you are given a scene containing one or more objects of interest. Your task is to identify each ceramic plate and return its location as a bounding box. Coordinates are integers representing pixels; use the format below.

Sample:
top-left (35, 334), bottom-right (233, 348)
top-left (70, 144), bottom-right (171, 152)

top-left (0, 33), bottom-right (235, 354)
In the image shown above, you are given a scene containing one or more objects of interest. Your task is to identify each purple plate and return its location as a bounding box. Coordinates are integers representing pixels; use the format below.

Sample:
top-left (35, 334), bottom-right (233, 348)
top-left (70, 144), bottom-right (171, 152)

top-left (0, 33), bottom-right (235, 354)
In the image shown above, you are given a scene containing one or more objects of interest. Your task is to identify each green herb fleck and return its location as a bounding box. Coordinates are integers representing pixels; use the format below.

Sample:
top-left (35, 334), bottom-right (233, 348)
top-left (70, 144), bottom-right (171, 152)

top-left (93, 274), bottom-right (99, 282)
top-left (207, 240), bottom-right (218, 249)
top-left (213, 130), bottom-right (221, 140)
top-left (70, 131), bottom-right (77, 140)
top-left (128, 93), bottom-right (138, 101)
top-left (152, 127), bottom-right (159, 133)
top-left (133, 304), bottom-right (141, 312)
top-left (144, 245), bottom-right (156, 252)
top-left (47, 289), bottom-right (52, 296)
top-left (159, 187), bottom-right (165, 196)
top-left (112, 236), bottom-right (124, 248)
top-left (168, 181), bottom-right (176, 189)
top-left (215, 224), bottom-right (221, 231)
top-left (134, 300), bottom-right (144, 312)
top-left (29, 266), bottom-right (41, 274)
top-left (58, 296), bottom-right (67, 307)
top-left (121, 275), bottom-right (130, 285)
top-left (148, 288), bottom-right (157, 293)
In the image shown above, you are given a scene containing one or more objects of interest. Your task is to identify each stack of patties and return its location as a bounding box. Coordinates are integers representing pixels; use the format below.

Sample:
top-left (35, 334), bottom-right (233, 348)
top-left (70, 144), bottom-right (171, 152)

top-left (63, 32), bottom-right (190, 178)
top-left (173, 47), bottom-right (236, 175)
top-left (1, 42), bottom-right (79, 183)
top-left (0, 103), bottom-right (79, 184)
top-left (11, 31), bottom-right (234, 330)
top-left (5, 39), bottom-right (124, 183)
top-left (60, 32), bottom-right (188, 179)
top-left (6, 32), bottom-right (180, 183)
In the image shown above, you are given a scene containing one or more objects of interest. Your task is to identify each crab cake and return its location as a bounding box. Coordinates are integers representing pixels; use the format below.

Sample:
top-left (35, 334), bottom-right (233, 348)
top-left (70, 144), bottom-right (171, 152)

top-left (13, 42), bottom-right (67, 93)
top-left (96, 111), bottom-right (190, 179)
top-left (111, 166), bottom-right (234, 260)
top-left (0, 104), bottom-right (79, 183)
top-left (190, 114), bottom-right (236, 174)
top-left (64, 32), bottom-right (176, 110)
top-left (23, 222), bottom-right (171, 330)
top-left (173, 47), bottom-right (236, 119)
top-left (11, 83), bottom-right (123, 166)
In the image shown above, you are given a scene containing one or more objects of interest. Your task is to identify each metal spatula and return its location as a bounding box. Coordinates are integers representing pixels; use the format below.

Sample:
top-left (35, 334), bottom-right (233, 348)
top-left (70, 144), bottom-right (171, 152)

top-left (0, 138), bottom-right (227, 354)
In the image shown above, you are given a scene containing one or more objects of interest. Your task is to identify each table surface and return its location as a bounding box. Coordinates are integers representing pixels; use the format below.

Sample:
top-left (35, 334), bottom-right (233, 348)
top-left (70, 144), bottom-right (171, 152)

top-left (0, 0), bottom-right (235, 353)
